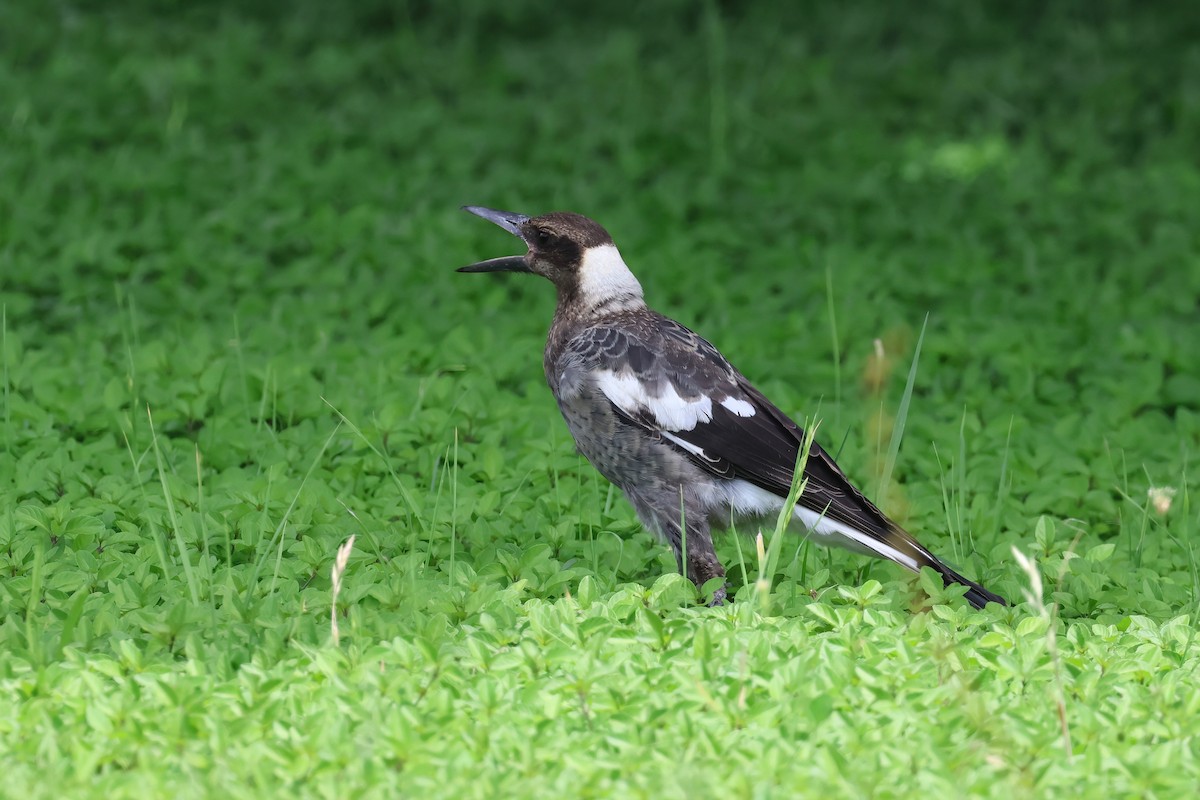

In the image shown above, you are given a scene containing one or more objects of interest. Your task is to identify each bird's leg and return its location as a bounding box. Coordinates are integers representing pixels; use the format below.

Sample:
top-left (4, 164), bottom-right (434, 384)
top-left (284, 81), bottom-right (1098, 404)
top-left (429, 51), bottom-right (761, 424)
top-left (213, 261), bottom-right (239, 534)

top-left (626, 487), bottom-right (728, 605)
top-left (665, 516), bottom-right (727, 606)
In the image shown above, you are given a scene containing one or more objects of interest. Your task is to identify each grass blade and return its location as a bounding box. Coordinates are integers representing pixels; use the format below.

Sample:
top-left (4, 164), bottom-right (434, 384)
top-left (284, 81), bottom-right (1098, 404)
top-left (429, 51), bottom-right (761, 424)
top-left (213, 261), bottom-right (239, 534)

top-left (825, 262), bottom-right (842, 424)
top-left (877, 314), bottom-right (928, 502)
top-left (245, 420), bottom-right (343, 600)
top-left (323, 397), bottom-right (427, 534)
top-left (755, 420), bottom-right (820, 611)
top-left (2, 303), bottom-right (9, 454)
top-left (147, 405), bottom-right (201, 606)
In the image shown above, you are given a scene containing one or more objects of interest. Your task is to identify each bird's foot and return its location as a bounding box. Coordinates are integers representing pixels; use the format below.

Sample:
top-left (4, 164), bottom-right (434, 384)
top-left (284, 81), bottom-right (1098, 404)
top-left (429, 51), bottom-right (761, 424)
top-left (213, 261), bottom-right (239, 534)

top-left (705, 582), bottom-right (728, 607)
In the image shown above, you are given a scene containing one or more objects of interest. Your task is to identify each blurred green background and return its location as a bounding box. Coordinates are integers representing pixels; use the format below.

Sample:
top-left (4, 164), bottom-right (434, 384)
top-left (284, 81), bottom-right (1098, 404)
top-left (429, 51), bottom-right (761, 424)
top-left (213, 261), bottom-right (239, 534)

top-left (2, 1), bottom-right (1199, 796)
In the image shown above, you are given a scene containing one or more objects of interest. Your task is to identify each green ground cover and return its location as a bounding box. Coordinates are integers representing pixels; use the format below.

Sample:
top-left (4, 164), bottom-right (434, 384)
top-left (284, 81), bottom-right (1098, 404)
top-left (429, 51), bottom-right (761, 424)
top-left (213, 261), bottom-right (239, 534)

top-left (2, 1), bottom-right (1198, 796)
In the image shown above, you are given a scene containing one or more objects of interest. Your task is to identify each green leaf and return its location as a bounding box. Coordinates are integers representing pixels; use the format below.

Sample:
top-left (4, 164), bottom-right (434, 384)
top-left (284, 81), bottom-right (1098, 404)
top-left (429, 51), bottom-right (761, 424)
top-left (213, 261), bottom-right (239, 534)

top-left (1015, 616), bottom-right (1049, 639)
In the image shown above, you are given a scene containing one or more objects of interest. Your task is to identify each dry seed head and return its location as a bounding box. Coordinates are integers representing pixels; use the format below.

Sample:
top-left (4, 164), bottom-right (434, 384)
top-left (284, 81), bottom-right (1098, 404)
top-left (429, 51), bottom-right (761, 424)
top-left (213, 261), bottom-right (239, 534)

top-left (1147, 486), bottom-right (1176, 516)
top-left (330, 534), bottom-right (356, 646)
top-left (1010, 546), bottom-right (1043, 608)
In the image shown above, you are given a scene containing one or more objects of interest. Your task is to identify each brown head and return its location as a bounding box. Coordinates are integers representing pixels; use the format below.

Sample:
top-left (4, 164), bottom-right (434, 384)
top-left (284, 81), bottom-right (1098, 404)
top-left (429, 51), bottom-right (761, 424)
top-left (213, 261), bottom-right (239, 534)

top-left (458, 206), bottom-right (644, 311)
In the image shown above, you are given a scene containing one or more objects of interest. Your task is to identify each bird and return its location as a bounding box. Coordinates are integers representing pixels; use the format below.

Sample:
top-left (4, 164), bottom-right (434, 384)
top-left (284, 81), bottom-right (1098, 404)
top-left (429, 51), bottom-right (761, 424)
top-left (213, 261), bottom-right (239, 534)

top-left (457, 206), bottom-right (1006, 609)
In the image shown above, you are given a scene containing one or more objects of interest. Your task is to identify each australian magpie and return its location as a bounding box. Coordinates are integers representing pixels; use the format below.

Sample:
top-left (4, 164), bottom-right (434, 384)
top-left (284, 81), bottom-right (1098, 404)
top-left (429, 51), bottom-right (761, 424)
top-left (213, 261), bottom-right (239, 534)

top-left (458, 206), bottom-right (1006, 609)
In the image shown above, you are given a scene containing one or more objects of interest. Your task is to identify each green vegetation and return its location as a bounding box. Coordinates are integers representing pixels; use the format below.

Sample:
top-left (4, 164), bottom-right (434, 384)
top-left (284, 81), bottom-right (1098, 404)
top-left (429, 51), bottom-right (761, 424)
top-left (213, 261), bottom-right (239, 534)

top-left (2, 1), bottom-right (1198, 796)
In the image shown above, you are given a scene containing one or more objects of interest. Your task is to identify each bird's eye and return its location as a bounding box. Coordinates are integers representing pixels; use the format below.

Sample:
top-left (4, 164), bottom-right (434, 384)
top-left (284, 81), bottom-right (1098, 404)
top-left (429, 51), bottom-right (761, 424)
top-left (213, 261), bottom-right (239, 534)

top-left (532, 229), bottom-right (551, 247)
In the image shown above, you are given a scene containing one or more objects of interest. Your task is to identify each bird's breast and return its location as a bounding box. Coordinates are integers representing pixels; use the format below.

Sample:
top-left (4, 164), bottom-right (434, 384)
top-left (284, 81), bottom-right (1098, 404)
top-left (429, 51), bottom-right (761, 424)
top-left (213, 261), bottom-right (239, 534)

top-left (552, 383), bottom-right (694, 491)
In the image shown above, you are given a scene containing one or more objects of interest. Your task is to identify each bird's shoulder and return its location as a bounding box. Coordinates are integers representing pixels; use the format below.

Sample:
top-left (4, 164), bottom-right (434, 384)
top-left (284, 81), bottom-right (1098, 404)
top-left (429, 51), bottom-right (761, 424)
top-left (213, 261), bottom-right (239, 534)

top-left (554, 310), bottom-right (730, 375)
top-left (550, 311), bottom-right (741, 404)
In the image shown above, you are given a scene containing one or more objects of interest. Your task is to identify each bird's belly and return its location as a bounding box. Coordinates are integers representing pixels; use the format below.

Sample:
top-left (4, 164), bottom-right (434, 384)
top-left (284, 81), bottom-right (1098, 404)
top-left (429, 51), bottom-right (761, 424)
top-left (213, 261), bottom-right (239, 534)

top-left (555, 394), bottom-right (693, 490)
top-left (555, 394), bottom-right (891, 558)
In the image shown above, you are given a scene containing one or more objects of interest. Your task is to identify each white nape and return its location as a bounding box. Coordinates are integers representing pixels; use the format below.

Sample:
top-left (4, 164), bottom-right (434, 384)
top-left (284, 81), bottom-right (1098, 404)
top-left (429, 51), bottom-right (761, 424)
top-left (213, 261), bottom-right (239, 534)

top-left (578, 244), bottom-right (645, 308)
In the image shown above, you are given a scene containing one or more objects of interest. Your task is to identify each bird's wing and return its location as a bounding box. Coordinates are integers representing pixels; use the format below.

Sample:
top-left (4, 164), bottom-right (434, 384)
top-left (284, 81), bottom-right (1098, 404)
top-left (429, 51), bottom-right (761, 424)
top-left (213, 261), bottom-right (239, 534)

top-left (566, 315), bottom-right (920, 554)
top-left (561, 314), bottom-right (1006, 608)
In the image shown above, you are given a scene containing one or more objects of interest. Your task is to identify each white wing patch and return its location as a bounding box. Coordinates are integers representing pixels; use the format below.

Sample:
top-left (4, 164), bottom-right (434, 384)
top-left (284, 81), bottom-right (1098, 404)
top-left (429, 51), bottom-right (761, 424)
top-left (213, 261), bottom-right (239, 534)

top-left (719, 396), bottom-right (756, 417)
top-left (578, 245), bottom-right (644, 308)
top-left (595, 369), bottom-right (714, 431)
top-left (661, 431), bottom-right (709, 459)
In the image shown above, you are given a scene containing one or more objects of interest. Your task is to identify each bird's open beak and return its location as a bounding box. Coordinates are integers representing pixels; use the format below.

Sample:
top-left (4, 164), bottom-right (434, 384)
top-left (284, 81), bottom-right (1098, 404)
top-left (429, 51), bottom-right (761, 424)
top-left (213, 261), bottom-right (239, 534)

top-left (457, 255), bottom-right (530, 274)
top-left (457, 205), bottom-right (533, 273)
top-left (463, 205), bottom-right (529, 236)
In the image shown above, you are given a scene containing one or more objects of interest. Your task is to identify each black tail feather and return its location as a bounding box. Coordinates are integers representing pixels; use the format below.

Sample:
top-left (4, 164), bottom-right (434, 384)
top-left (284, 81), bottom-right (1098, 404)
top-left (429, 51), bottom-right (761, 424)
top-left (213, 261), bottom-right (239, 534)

top-left (878, 521), bottom-right (1007, 609)
top-left (935, 563), bottom-right (1007, 609)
